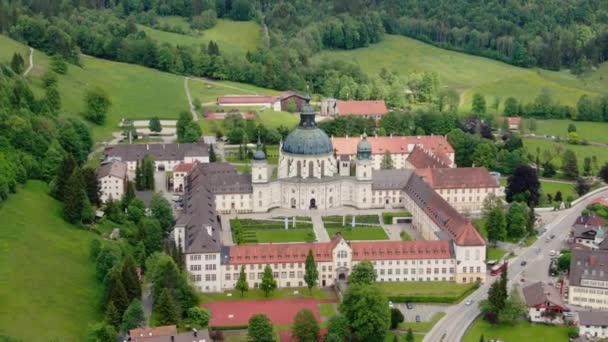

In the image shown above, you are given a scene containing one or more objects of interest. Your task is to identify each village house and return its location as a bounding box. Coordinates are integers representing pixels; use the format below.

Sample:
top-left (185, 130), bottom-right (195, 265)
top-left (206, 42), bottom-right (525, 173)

top-left (578, 311), bottom-right (608, 339)
top-left (573, 215), bottom-right (607, 249)
top-left (414, 167), bottom-right (502, 212)
top-left (97, 160), bottom-right (127, 203)
top-left (569, 249), bottom-right (608, 310)
top-left (172, 162), bottom-right (195, 192)
top-left (321, 99), bottom-right (388, 120)
top-left (102, 141), bottom-right (209, 173)
top-left (522, 281), bottom-right (567, 324)
top-left (505, 116), bottom-right (521, 130)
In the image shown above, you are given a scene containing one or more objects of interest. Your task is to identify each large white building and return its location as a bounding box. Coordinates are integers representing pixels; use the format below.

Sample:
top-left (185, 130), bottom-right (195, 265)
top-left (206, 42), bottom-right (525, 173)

top-left (102, 141), bottom-right (209, 172)
top-left (97, 160), bottom-right (127, 203)
top-left (578, 311), bottom-right (608, 339)
top-left (569, 248), bottom-right (608, 310)
top-left (173, 99), bottom-right (487, 293)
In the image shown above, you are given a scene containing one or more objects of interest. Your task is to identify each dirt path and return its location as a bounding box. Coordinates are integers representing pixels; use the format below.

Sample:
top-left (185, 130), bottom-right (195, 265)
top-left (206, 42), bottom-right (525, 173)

top-left (184, 77), bottom-right (199, 121)
top-left (190, 76), bottom-right (262, 95)
top-left (23, 47), bottom-right (34, 76)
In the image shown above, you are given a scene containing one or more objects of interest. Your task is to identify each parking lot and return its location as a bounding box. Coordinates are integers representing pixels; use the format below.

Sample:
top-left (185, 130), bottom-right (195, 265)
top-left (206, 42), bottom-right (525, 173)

top-left (393, 303), bottom-right (449, 322)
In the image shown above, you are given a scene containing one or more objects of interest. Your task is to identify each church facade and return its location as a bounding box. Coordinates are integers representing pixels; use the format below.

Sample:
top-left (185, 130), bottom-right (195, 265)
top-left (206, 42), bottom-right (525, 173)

top-left (174, 99), bottom-right (487, 292)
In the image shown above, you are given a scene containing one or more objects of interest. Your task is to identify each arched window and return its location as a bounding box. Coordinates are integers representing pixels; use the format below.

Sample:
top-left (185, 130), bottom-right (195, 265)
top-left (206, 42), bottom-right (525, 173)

top-left (321, 160), bottom-right (325, 177)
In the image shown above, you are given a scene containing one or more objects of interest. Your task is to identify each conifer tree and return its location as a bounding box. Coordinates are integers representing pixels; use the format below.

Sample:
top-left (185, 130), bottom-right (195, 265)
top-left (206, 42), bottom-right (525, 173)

top-left (209, 144), bottom-right (217, 162)
top-left (123, 181), bottom-right (136, 208)
top-left (121, 299), bottom-right (146, 332)
top-left (53, 155), bottom-right (77, 201)
top-left (154, 288), bottom-right (178, 326)
top-left (10, 52), bottom-right (25, 74)
top-left (304, 249), bottom-right (319, 293)
top-left (82, 167), bottom-right (101, 206)
top-left (105, 269), bottom-right (130, 317)
top-left (260, 265), bottom-right (277, 297)
top-left (121, 257), bottom-right (142, 303)
top-left (235, 266), bottom-right (249, 297)
top-left (143, 154), bottom-right (155, 190)
top-left (63, 168), bottom-right (86, 224)
top-left (135, 160), bottom-right (144, 190)
top-left (104, 301), bottom-right (121, 329)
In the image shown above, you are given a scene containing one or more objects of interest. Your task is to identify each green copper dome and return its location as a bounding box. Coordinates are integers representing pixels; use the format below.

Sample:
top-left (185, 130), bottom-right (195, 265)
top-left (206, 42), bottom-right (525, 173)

top-left (252, 136), bottom-right (266, 161)
top-left (357, 132), bottom-right (372, 160)
top-left (281, 97), bottom-right (333, 155)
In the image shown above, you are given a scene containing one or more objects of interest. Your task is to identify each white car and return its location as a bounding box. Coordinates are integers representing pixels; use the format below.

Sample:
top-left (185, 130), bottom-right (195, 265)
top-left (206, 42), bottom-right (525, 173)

top-left (465, 300), bottom-right (473, 306)
top-left (549, 250), bottom-right (556, 256)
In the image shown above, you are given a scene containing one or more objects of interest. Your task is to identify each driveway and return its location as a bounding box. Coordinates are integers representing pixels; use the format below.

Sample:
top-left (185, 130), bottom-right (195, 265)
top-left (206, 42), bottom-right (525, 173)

top-left (393, 303), bottom-right (448, 322)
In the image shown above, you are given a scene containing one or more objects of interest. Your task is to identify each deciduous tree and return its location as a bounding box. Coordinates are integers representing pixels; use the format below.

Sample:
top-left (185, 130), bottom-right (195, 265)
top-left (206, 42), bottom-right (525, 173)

top-left (348, 260), bottom-right (376, 285)
top-left (505, 166), bottom-right (540, 206)
top-left (149, 117), bottom-right (162, 132)
top-left (260, 265), bottom-right (277, 297)
top-left (248, 314), bottom-right (275, 342)
top-left (472, 93), bottom-right (486, 114)
top-left (486, 206), bottom-right (507, 244)
top-left (84, 87), bottom-right (111, 125)
top-left (340, 284), bottom-right (390, 342)
top-left (235, 266), bottom-right (248, 297)
top-left (292, 308), bottom-right (320, 342)
top-left (561, 149), bottom-right (579, 179)
top-left (150, 193), bottom-right (174, 232)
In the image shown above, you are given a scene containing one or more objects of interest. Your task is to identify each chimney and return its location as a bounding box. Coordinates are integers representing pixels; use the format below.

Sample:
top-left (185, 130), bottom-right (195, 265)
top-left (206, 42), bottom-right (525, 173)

top-left (193, 328), bottom-right (198, 337)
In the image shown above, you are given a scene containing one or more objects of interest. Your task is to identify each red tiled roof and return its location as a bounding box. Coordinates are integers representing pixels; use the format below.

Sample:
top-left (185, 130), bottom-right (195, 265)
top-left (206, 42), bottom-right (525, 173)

top-left (591, 196), bottom-right (608, 207)
top-left (336, 100), bottom-right (388, 116)
top-left (407, 147), bottom-right (450, 169)
top-left (217, 95), bottom-right (278, 104)
top-left (576, 215), bottom-right (606, 227)
top-left (415, 167), bottom-right (498, 189)
top-left (506, 117), bottom-right (521, 125)
top-left (350, 240), bottom-right (452, 261)
top-left (130, 326), bottom-right (177, 341)
top-left (332, 135), bottom-right (454, 156)
top-left (228, 234), bottom-right (343, 265)
top-left (174, 163), bottom-right (194, 173)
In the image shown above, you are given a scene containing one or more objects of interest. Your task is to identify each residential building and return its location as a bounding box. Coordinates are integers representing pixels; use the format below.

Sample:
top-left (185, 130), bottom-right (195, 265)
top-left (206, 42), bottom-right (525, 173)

top-left (522, 282), bottom-right (566, 324)
top-left (172, 163), bottom-right (195, 192)
top-left (129, 326), bottom-right (177, 341)
top-left (573, 215), bottom-right (607, 249)
top-left (569, 249), bottom-right (608, 310)
top-left (103, 141), bottom-right (209, 172)
top-left (414, 167), bottom-right (502, 212)
top-left (129, 326), bottom-right (210, 342)
top-left (505, 116), bottom-right (521, 130)
top-left (321, 99), bottom-right (388, 120)
top-left (97, 160), bottom-right (127, 203)
top-left (173, 100), bottom-right (486, 292)
top-left (331, 135), bottom-right (455, 170)
top-left (578, 311), bottom-right (608, 339)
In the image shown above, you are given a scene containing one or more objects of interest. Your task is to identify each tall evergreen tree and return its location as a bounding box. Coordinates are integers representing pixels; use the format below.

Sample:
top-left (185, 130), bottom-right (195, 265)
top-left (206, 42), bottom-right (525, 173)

top-left (82, 167), bottom-right (101, 206)
top-left (10, 52), bottom-right (25, 74)
top-left (105, 269), bottom-right (130, 317)
top-left (561, 150), bottom-right (579, 179)
top-left (235, 266), bottom-right (249, 297)
top-left (121, 257), bottom-right (142, 303)
top-left (209, 144), bottom-right (217, 162)
top-left (53, 155), bottom-right (77, 201)
top-left (292, 309), bottom-right (320, 342)
top-left (260, 265), bottom-right (277, 297)
top-left (121, 299), bottom-right (146, 332)
top-left (104, 301), bottom-right (121, 329)
top-left (63, 168), bottom-right (86, 224)
top-left (123, 181), bottom-right (136, 208)
top-left (304, 249), bottom-right (319, 293)
top-left (154, 288), bottom-right (178, 326)
top-left (143, 154), bottom-right (155, 190)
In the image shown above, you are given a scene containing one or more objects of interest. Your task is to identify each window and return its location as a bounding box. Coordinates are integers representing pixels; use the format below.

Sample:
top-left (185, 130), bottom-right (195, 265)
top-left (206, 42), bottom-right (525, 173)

top-left (338, 250), bottom-right (347, 259)
top-left (249, 273), bottom-right (255, 280)
top-left (281, 272), bottom-right (287, 278)
top-left (190, 265), bottom-right (201, 271)
top-left (225, 274), bottom-right (231, 280)
top-left (289, 271), bottom-right (295, 278)
top-left (273, 272), bottom-right (279, 278)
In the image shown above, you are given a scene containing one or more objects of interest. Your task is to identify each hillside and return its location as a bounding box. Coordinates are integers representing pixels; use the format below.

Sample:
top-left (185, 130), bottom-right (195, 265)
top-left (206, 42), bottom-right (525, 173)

top-left (138, 19), bottom-right (261, 57)
top-left (316, 35), bottom-right (607, 110)
top-left (0, 181), bottom-right (102, 341)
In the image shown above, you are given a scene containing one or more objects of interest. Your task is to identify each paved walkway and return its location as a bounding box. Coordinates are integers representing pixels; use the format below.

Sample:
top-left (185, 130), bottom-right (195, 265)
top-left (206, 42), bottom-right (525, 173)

top-left (220, 215), bottom-right (234, 245)
top-left (23, 47), bottom-right (34, 76)
top-left (311, 214), bottom-right (330, 242)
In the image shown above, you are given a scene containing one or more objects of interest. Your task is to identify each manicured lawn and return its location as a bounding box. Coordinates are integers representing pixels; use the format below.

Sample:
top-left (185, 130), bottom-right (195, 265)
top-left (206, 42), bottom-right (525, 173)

top-left (200, 287), bottom-right (332, 303)
top-left (326, 227), bottom-right (388, 240)
top-left (399, 312), bottom-right (446, 333)
top-left (138, 19), bottom-right (261, 57)
top-left (382, 211), bottom-right (412, 224)
top-left (400, 231), bottom-right (412, 241)
top-left (463, 319), bottom-right (570, 342)
top-left (523, 138), bottom-right (608, 172)
top-left (323, 215), bottom-right (380, 225)
top-left (533, 119), bottom-right (608, 144)
top-left (377, 282), bottom-right (478, 303)
top-left (472, 218), bottom-right (488, 239)
top-left (487, 247), bottom-right (508, 261)
top-left (315, 35), bottom-right (604, 110)
top-left (318, 303), bottom-right (336, 318)
top-left (254, 228), bottom-right (315, 243)
top-left (0, 181), bottom-right (102, 341)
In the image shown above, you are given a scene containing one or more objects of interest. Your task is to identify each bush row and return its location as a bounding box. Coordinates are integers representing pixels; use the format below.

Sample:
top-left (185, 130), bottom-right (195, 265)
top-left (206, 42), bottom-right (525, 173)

top-left (387, 283), bottom-right (479, 304)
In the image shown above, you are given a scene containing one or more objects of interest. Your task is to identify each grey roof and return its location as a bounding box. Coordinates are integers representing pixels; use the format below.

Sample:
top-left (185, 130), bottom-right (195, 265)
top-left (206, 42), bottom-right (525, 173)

top-left (97, 160), bottom-right (127, 179)
top-left (521, 282), bottom-right (565, 308)
top-left (570, 249), bottom-right (608, 287)
top-left (579, 311), bottom-right (608, 326)
top-left (573, 225), bottom-right (599, 240)
top-left (103, 141), bottom-right (208, 162)
top-left (282, 100), bottom-right (333, 155)
top-left (177, 163), bottom-right (251, 254)
top-left (372, 169), bottom-right (414, 190)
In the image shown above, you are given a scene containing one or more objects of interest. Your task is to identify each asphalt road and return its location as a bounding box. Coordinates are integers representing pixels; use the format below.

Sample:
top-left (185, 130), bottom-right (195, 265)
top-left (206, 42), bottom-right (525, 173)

top-left (423, 189), bottom-right (608, 342)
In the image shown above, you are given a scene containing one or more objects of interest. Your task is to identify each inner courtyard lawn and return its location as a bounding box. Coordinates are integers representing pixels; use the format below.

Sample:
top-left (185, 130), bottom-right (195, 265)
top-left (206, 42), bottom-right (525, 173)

top-left (0, 181), bottom-right (102, 341)
top-left (462, 319), bottom-right (570, 342)
top-left (326, 227), bottom-right (388, 240)
top-left (254, 228), bottom-right (315, 243)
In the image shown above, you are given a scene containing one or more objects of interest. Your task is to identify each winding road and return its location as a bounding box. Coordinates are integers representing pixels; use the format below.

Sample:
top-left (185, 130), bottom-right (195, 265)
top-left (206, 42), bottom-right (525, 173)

top-left (423, 187), bottom-right (608, 342)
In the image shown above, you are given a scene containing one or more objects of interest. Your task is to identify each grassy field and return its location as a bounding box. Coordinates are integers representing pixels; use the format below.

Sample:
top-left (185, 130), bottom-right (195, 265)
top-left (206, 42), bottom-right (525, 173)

top-left (188, 78), bottom-right (280, 104)
top-left (254, 228), bottom-right (315, 243)
top-left (0, 181), bottom-right (102, 341)
top-left (533, 119), bottom-right (608, 144)
top-left (318, 303), bottom-right (337, 318)
top-left (463, 319), bottom-right (570, 342)
top-left (472, 218), bottom-right (488, 239)
top-left (377, 282), bottom-right (477, 302)
top-left (199, 287), bottom-right (332, 303)
top-left (200, 108), bottom-right (299, 135)
top-left (523, 138), bottom-right (608, 172)
top-left (326, 227), bottom-right (388, 240)
top-left (540, 179), bottom-right (577, 202)
top-left (0, 35), bottom-right (188, 142)
top-left (138, 19), bottom-right (261, 57)
top-left (315, 35), bottom-right (605, 110)
top-left (487, 247), bottom-right (508, 261)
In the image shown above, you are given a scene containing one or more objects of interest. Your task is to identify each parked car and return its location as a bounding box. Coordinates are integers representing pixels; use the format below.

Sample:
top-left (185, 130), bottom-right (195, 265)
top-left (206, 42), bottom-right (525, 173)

top-left (549, 250), bottom-right (556, 256)
top-left (520, 260), bottom-right (527, 266)
top-left (406, 302), bottom-right (414, 309)
top-left (465, 300), bottom-right (473, 306)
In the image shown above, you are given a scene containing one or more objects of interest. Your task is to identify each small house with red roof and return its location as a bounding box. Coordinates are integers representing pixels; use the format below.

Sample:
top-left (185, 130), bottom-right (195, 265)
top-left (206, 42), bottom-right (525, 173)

top-left (172, 162), bottom-right (195, 192)
top-left (505, 116), bottom-right (522, 130)
top-left (522, 282), bottom-right (566, 324)
top-left (321, 99), bottom-right (388, 120)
